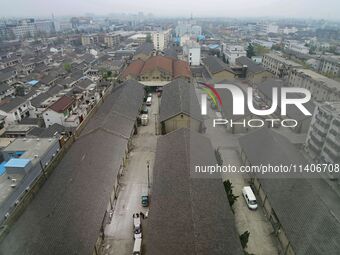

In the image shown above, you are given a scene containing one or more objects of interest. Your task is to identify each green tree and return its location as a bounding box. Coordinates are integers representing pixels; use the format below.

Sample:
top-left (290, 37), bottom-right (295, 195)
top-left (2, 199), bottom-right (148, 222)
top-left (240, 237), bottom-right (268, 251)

top-left (246, 43), bottom-right (255, 58)
top-left (63, 63), bottom-right (72, 73)
top-left (223, 180), bottom-right (239, 209)
top-left (146, 33), bottom-right (152, 43)
top-left (240, 231), bottom-right (250, 249)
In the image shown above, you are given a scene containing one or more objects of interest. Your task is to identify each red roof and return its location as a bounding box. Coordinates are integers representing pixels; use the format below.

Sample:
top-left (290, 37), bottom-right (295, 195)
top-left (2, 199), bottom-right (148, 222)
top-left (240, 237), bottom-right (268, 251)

top-left (48, 95), bottom-right (74, 113)
top-left (140, 56), bottom-right (173, 75)
top-left (122, 59), bottom-right (144, 78)
top-left (121, 56), bottom-right (192, 80)
top-left (173, 60), bottom-right (192, 78)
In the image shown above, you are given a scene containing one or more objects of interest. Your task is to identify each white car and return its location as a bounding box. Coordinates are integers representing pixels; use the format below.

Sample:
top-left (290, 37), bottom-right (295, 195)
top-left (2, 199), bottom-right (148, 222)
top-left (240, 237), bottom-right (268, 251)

top-left (242, 186), bottom-right (258, 210)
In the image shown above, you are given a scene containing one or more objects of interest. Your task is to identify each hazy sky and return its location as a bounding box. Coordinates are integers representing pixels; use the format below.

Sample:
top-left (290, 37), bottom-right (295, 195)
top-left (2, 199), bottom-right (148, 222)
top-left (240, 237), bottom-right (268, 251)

top-left (0, 0), bottom-right (339, 20)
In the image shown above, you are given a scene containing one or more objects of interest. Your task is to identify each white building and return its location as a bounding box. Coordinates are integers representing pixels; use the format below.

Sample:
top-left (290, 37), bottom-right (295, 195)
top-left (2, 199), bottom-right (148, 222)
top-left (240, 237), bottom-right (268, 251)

top-left (224, 45), bottom-right (246, 65)
top-left (287, 42), bottom-right (309, 54)
top-left (175, 21), bottom-right (201, 38)
top-left (305, 102), bottom-right (340, 165)
top-left (0, 97), bottom-right (31, 124)
top-left (183, 41), bottom-right (201, 66)
top-left (152, 29), bottom-right (171, 51)
top-left (43, 95), bottom-right (79, 128)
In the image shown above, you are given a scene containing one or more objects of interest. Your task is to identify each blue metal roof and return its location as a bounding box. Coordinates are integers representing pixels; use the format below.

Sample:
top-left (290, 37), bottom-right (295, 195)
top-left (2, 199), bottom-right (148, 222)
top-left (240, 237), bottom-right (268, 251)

top-left (0, 162), bottom-right (6, 175)
top-left (27, 80), bottom-right (39, 86)
top-left (4, 158), bottom-right (31, 168)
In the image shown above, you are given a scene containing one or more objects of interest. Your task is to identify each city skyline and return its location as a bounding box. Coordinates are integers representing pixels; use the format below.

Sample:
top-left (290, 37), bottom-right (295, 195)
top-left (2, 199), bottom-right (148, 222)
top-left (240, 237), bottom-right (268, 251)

top-left (0, 0), bottom-right (339, 20)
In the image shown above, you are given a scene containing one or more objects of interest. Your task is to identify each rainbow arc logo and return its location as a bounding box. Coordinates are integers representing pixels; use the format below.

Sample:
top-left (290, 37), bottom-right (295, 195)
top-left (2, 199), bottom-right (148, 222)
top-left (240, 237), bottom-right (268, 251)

top-left (198, 82), bottom-right (223, 110)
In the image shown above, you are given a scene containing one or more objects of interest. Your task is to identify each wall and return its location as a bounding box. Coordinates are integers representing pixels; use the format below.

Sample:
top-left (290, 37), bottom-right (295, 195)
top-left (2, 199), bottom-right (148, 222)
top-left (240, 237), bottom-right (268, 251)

top-left (162, 114), bottom-right (201, 134)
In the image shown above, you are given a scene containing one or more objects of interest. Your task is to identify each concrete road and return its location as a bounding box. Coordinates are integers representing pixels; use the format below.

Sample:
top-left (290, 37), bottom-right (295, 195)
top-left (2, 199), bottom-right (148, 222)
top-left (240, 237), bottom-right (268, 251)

top-left (101, 94), bottom-right (158, 255)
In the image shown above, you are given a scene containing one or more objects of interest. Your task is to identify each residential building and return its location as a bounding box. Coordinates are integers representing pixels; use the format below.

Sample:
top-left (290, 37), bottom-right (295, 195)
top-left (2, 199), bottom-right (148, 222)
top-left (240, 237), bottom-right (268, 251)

top-left (318, 56), bottom-right (340, 77)
top-left (183, 41), bottom-right (201, 66)
top-left (35, 19), bottom-right (55, 34)
top-left (81, 34), bottom-right (99, 46)
top-left (202, 56), bottom-right (236, 82)
top-left (103, 33), bottom-right (120, 48)
top-left (159, 79), bottom-right (204, 134)
top-left (175, 20), bottom-right (202, 38)
top-left (262, 52), bottom-right (303, 79)
top-left (305, 102), bottom-right (340, 165)
top-left (152, 29), bottom-right (171, 51)
top-left (224, 45), bottom-right (247, 64)
top-left (235, 56), bottom-right (273, 85)
top-left (0, 97), bottom-right (31, 124)
top-left (43, 95), bottom-right (78, 127)
top-left (146, 128), bottom-right (243, 255)
top-left (11, 19), bottom-right (36, 38)
top-left (288, 68), bottom-right (340, 101)
top-left (287, 42), bottom-right (309, 54)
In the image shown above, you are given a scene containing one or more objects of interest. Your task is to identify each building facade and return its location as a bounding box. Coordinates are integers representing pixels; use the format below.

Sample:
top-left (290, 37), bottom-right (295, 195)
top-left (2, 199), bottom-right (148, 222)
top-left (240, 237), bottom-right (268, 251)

top-left (288, 68), bottom-right (340, 101)
top-left (305, 102), bottom-right (340, 165)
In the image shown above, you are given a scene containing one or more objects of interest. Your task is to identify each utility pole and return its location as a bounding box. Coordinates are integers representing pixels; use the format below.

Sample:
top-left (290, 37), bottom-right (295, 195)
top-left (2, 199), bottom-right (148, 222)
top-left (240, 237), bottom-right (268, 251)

top-left (147, 160), bottom-right (150, 189)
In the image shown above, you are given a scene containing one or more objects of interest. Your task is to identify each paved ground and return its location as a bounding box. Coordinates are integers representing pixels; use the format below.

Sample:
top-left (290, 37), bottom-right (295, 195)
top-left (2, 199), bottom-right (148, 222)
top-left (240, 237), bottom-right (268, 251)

top-left (195, 83), bottom-right (280, 255)
top-left (101, 94), bottom-right (158, 255)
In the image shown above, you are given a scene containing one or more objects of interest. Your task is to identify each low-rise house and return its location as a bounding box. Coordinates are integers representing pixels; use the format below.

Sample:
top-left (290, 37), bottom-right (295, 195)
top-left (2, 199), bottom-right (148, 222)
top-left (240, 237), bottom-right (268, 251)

top-left (43, 95), bottom-right (78, 127)
top-left (0, 83), bottom-right (15, 100)
top-left (202, 56), bottom-right (236, 82)
top-left (0, 97), bottom-right (31, 124)
top-left (160, 79), bottom-right (203, 134)
top-left (235, 56), bottom-right (273, 85)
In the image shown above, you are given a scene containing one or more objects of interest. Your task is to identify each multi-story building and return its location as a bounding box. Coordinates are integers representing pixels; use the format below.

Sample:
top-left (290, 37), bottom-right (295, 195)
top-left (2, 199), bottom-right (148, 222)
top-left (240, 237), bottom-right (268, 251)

top-left (224, 45), bottom-right (246, 65)
top-left (288, 68), bottom-right (340, 101)
top-left (319, 56), bottom-right (340, 77)
top-left (35, 19), bottom-right (55, 34)
top-left (183, 41), bottom-right (201, 66)
top-left (152, 29), bottom-right (171, 51)
top-left (11, 19), bottom-right (36, 38)
top-left (103, 33), bottom-right (120, 48)
top-left (305, 102), bottom-right (340, 165)
top-left (287, 42), bottom-right (309, 54)
top-left (262, 52), bottom-right (303, 79)
top-left (81, 34), bottom-right (99, 46)
top-left (175, 20), bottom-right (201, 38)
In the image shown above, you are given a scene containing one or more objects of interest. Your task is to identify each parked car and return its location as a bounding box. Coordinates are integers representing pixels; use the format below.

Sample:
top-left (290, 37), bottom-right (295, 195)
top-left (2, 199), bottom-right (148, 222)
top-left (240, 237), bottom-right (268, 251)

top-left (146, 96), bottom-right (152, 106)
top-left (133, 238), bottom-right (142, 255)
top-left (141, 105), bottom-right (148, 114)
top-left (242, 186), bottom-right (258, 210)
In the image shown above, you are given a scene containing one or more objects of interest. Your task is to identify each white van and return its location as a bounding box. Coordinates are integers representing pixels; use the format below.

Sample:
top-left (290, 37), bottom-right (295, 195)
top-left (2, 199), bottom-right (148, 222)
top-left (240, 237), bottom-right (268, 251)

top-left (242, 186), bottom-right (258, 210)
top-left (133, 238), bottom-right (142, 255)
top-left (146, 97), bottom-right (152, 106)
top-left (133, 213), bottom-right (141, 231)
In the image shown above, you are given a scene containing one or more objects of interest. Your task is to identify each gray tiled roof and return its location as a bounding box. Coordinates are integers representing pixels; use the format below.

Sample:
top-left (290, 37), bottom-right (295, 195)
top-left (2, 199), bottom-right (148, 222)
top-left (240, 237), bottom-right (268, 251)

top-left (146, 128), bottom-right (243, 255)
top-left (30, 92), bottom-right (51, 108)
top-left (239, 128), bottom-right (340, 255)
top-left (0, 97), bottom-right (26, 112)
top-left (235, 56), bottom-right (266, 74)
top-left (159, 78), bottom-right (203, 122)
top-left (134, 42), bottom-right (154, 56)
top-left (0, 81), bottom-right (144, 255)
top-left (82, 80), bottom-right (144, 138)
top-left (203, 56), bottom-right (234, 74)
